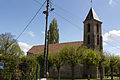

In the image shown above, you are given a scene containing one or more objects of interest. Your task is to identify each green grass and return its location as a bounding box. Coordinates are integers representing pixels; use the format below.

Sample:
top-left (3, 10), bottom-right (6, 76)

top-left (75, 79), bottom-right (110, 80)
top-left (49, 79), bottom-right (111, 80)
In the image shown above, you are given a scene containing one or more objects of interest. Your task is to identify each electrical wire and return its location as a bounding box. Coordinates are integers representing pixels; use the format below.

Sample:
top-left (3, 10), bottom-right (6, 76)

top-left (32, 0), bottom-right (120, 51)
top-left (32, 0), bottom-right (83, 30)
top-left (6, 0), bottom-right (47, 49)
top-left (53, 11), bottom-right (83, 30)
top-left (16, 0), bottom-right (46, 40)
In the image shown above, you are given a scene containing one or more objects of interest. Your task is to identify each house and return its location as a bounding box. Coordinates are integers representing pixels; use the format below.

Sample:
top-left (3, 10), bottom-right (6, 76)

top-left (27, 8), bottom-right (103, 78)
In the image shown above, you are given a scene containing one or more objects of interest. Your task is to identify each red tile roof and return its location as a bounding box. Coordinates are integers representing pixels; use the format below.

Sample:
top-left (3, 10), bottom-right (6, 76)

top-left (27, 41), bottom-right (83, 55)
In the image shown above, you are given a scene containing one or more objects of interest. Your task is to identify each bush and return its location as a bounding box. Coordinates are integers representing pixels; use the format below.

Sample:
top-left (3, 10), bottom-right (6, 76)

top-left (0, 56), bottom-right (38, 80)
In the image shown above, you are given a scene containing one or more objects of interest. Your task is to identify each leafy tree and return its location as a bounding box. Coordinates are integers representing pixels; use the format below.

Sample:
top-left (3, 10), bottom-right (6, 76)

top-left (116, 57), bottom-right (120, 80)
top-left (49, 18), bottom-right (59, 44)
top-left (61, 46), bottom-right (83, 80)
top-left (36, 53), bottom-right (53, 78)
top-left (0, 33), bottom-right (24, 56)
top-left (104, 54), bottom-right (119, 80)
top-left (102, 52), bottom-right (111, 78)
top-left (50, 52), bottom-right (64, 80)
top-left (82, 48), bottom-right (101, 79)
top-left (36, 53), bottom-right (44, 78)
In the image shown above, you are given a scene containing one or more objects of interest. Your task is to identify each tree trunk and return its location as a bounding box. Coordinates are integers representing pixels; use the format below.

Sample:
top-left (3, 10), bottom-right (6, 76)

top-left (87, 66), bottom-right (90, 80)
top-left (57, 67), bottom-right (60, 80)
top-left (71, 64), bottom-right (75, 80)
top-left (119, 67), bottom-right (120, 80)
top-left (111, 66), bottom-right (113, 80)
top-left (99, 61), bottom-right (103, 80)
top-left (100, 67), bottom-right (103, 80)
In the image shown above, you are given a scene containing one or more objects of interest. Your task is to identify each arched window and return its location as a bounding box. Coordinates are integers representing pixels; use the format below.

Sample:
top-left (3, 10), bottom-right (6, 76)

top-left (87, 35), bottom-right (90, 44)
top-left (87, 23), bottom-right (90, 32)
top-left (97, 23), bottom-right (99, 33)
top-left (97, 35), bottom-right (99, 45)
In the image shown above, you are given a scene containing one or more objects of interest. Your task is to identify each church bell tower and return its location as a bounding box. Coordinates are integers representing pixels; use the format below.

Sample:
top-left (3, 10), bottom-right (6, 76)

top-left (83, 8), bottom-right (103, 52)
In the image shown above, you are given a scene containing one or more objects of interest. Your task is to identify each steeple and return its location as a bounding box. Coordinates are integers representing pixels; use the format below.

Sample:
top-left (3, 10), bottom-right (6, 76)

top-left (84, 8), bottom-right (101, 22)
top-left (83, 8), bottom-right (103, 52)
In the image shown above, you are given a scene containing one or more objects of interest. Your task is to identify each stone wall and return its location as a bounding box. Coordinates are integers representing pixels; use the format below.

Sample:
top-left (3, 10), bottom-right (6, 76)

top-left (49, 65), bottom-right (100, 79)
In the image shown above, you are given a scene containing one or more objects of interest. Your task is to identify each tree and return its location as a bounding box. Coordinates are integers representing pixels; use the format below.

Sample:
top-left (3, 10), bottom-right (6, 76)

top-left (0, 33), bottom-right (24, 56)
top-left (36, 53), bottom-right (44, 78)
top-left (49, 18), bottom-right (59, 44)
top-left (104, 54), bottom-right (119, 80)
top-left (61, 46), bottom-right (83, 80)
top-left (36, 53), bottom-right (53, 79)
top-left (82, 48), bottom-right (101, 79)
top-left (116, 57), bottom-right (120, 80)
top-left (50, 52), bottom-right (64, 80)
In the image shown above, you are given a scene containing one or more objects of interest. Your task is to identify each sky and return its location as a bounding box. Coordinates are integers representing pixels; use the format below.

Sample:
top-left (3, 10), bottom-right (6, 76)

top-left (0, 0), bottom-right (120, 55)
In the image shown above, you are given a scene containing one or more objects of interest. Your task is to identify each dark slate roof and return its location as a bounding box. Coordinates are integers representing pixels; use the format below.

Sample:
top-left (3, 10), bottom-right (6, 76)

top-left (27, 41), bottom-right (83, 55)
top-left (84, 8), bottom-right (101, 22)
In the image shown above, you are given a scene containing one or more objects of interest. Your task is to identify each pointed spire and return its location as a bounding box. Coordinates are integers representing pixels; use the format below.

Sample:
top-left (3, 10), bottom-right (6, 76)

top-left (84, 8), bottom-right (101, 22)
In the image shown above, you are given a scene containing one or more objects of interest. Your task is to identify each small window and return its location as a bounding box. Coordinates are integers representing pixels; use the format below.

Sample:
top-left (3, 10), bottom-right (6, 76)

top-left (97, 23), bottom-right (99, 33)
top-left (97, 35), bottom-right (99, 45)
top-left (87, 23), bottom-right (90, 32)
top-left (87, 35), bottom-right (90, 44)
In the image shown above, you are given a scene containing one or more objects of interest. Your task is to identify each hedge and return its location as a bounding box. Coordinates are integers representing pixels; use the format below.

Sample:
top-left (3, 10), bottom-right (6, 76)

top-left (0, 56), bottom-right (38, 80)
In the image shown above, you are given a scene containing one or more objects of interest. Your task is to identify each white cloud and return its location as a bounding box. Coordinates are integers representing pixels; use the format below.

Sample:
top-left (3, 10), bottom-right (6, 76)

top-left (114, 53), bottom-right (120, 57)
top-left (103, 42), bottom-right (107, 46)
top-left (42, 31), bottom-right (45, 34)
top-left (28, 31), bottom-right (35, 37)
top-left (103, 30), bottom-right (120, 41)
top-left (109, 0), bottom-right (118, 6)
top-left (109, 0), bottom-right (113, 5)
top-left (18, 42), bottom-right (32, 55)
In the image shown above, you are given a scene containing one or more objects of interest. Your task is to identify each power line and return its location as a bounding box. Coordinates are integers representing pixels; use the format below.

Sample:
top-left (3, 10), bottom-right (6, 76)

top-left (51, 2), bottom-right (114, 33)
top-left (32, 0), bottom-right (83, 30)
top-left (53, 11), bottom-right (83, 30)
top-left (32, 0), bottom-right (120, 51)
top-left (51, 2), bottom-right (82, 20)
top-left (33, 0), bottom-right (43, 5)
top-left (53, 11), bottom-right (120, 51)
top-left (104, 41), bottom-right (120, 50)
top-left (5, 0), bottom-right (47, 54)
top-left (16, 0), bottom-right (46, 40)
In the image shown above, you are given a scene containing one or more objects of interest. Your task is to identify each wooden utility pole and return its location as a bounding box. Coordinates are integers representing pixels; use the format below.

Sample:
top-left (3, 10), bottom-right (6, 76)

top-left (42, 0), bottom-right (54, 79)
top-left (43, 0), bottom-right (49, 78)
top-left (46, 30), bottom-right (50, 80)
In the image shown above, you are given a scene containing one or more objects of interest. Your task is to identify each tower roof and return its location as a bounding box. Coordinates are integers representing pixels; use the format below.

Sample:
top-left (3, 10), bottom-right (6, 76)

top-left (84, 8), bottom-right (101, 22)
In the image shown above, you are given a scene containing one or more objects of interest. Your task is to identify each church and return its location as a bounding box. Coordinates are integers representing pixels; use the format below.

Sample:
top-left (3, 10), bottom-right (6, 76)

top-left (27, 8), bottom-right (103, 78)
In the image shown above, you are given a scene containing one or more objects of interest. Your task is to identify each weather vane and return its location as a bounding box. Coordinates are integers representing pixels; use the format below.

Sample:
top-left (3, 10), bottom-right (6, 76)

top-left (91, 0), bottom-right (93, 8)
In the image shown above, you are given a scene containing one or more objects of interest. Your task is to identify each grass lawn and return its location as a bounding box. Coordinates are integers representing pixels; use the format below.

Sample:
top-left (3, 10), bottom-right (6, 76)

top-left (75, 79), bottom-right (110, 80)
top-left (49, 79), bottom-right (111, 80)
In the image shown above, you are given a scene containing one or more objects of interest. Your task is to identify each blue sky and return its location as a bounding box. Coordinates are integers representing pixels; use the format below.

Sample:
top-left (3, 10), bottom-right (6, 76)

top-left (0, 0), bottom-right (120, 55)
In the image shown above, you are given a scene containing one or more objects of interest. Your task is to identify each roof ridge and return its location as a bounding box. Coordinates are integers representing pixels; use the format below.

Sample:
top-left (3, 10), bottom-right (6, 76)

top-left (33, 41), bottom-right (83, 47)
top-left (27, 41), bottom-right (83, 54)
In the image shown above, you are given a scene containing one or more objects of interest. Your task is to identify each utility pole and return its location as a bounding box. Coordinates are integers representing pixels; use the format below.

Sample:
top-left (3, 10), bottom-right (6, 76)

top-left (43, 0), bottom-right (49, 78)
top-left (42, 0), bottom-right (54, 79)
top-left (46, 30), bottom-right (50, 80)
